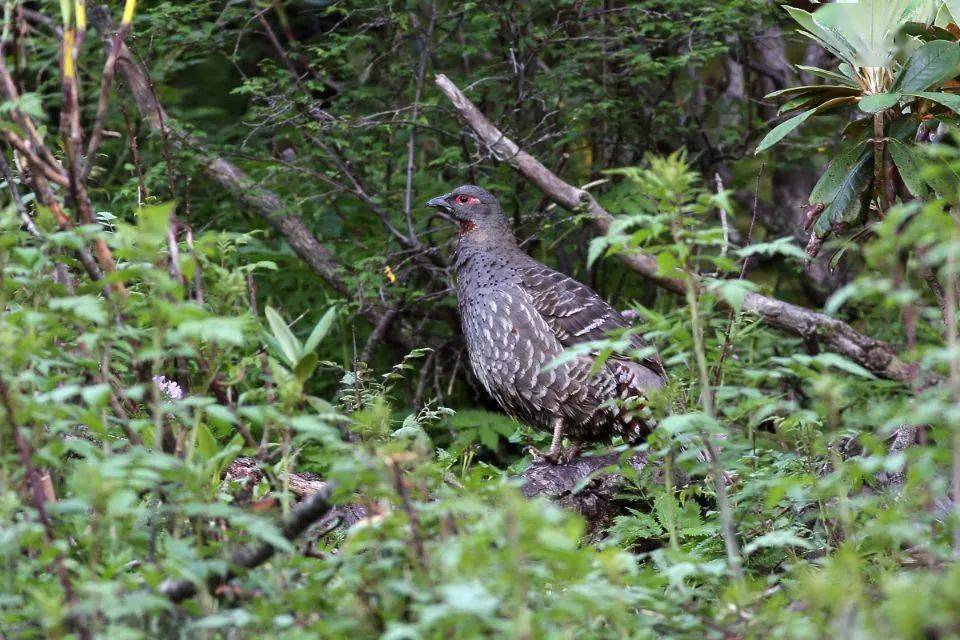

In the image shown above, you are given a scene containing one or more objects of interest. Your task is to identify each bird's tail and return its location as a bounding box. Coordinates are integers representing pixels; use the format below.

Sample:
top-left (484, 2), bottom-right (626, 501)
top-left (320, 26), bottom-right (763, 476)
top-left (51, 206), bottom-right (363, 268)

top-left (610, 359), bottom-right (663, 442)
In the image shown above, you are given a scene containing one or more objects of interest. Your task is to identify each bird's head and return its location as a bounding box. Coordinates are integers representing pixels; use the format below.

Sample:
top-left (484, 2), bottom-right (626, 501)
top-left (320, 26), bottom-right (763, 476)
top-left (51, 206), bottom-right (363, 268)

top-left (425, 185), bottom-right (508, 238)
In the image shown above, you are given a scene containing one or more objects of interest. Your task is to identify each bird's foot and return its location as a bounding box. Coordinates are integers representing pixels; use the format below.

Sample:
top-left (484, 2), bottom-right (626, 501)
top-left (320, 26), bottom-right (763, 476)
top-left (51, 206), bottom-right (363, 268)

top-left (524, 445), bottom-right (559, 465)
top-left (524, 444), bottom-right (582, 465)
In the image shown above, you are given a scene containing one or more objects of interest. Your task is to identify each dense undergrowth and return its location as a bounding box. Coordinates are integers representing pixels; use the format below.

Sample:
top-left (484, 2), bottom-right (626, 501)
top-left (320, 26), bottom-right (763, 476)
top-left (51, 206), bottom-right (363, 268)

top-left (3, 1), bottom-right (960, 638)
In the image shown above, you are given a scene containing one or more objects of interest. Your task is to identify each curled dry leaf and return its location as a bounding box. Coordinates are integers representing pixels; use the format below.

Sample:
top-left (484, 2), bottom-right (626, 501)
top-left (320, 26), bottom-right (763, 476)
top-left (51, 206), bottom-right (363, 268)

top-left (803, 203), bottom-right (826, 232)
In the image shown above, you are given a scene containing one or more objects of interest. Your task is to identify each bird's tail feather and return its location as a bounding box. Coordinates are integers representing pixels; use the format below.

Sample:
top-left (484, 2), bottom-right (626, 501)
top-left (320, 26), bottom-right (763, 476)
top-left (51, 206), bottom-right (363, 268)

top-left (609, 359), bottom-right (662, 441)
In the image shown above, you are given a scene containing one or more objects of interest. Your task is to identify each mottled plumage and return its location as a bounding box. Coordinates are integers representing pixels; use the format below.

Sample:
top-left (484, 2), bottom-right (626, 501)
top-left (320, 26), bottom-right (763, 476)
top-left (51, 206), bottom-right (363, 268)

top-left (427, 185), bottom-right (666, 460)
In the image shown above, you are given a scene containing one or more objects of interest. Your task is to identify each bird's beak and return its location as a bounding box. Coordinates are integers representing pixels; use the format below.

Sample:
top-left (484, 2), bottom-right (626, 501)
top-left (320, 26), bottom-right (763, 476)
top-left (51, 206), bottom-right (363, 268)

top-left (425, 194), bottom-right (452, 212)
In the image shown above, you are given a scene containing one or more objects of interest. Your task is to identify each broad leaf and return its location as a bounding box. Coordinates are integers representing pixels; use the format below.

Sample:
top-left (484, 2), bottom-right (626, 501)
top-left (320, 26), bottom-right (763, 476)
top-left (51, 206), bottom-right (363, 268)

top-left (812, 95), bottom-right (859, 115)
top-left (919, 145), bottom-right (960, 201)
top-left (173, 317), bottom-right (247, 346)
top-left (744, 530), bottom-right (814, 555)
top-left (904, 90), bottom-right (960, 113)
top-left (947, 0), bottom-right (960, 24)
top-left (303, 306), bottom-right (337, 354)
top-left (294, 352), bottom-right (319, 383)
top-left (796, 65), bottom-right (860, 88)
top-left (889, 113), bottom-right (922, 142)
top-left (783, 6), bottom-right (857, 68)
top-left (814, 153), bottom-right (872, 237)
top-left (755, 110), bottom-right (817, 154)
top-left (809, 141), bottom-right (870, 205)
top-left (893, 40), bottom-right (960, 92)
top-left (757, 96), bottom-right (857, 153)
top-left (779, 93), bottom-right (835, 116)
top-left (265, 306), bottom-right (301, 366)
top-left (814, 0), bottom-right (932, 69)
top-left (858, 93), bottom-right (901, 114)
top-left (764, 84), bottom-right (858, 101)
top-left (889, 139), bottom-right (929, 198)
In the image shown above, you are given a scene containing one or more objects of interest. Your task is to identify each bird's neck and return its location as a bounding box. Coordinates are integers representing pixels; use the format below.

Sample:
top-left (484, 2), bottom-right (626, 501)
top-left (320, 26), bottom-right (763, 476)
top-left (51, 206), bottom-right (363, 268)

top-left (454, 225), bottom-right (522, 272)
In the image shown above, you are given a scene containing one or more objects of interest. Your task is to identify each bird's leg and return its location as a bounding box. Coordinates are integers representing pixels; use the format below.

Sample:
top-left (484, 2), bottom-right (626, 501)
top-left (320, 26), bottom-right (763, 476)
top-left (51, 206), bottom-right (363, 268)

top-left (548, 416), bottom-right (564, 459)
top-left (526, 417), bottom-right (565, 464)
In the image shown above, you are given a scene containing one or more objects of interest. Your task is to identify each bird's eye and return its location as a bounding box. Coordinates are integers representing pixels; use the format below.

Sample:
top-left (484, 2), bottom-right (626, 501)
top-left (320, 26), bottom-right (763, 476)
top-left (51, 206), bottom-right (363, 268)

top-left (455, 195), bottom-right (479, 205)
top-left (455, 195), bottom-right (469, 205)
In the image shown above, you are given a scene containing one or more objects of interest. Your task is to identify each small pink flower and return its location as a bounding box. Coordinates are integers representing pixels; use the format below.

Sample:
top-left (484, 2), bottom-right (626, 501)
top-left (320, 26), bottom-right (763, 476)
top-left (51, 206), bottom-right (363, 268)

top-left (152, 375), bottom-right (184, 400)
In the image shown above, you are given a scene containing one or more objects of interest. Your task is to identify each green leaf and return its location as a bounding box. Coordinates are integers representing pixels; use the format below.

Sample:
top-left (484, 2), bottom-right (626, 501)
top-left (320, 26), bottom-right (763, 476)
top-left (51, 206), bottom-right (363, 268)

top-left (809, 141), bottom-right (870, 205)
top-left (204, 404), bottom-right (237, 428)
top-left (947, 0), bottom-right (960, 23)
top-left (889, 140), bottom-right (929, 198)
top-left (778, 95), bottom-right (822, 116)
top-left (737, 237), bottom-right (809, 261)
top-left (783, 6), bottom-right (857, 68)
top-left (303, 307), bottom-right (337, 354)
top-left (134, 201), bottom-right (177, 247)
top-left (478, 425), bottom-right (499, 451)
top-left (196, 424), bottom-right (219, 461)
top-left (811, 0), bottom-right (929, 69)
top-left (80, 384), bottom-right (111, 408)
top-left (919, 146), bottom-right (960, 201)
top-left (811, 353), bottom-right (877, 379)
top-left (0, 93), bottom-right (46, 121)
top-left (265, 306), bottom-right (301, 366)
top-left (587, 237), bottom-right (608, 268)
top-left (294, 352), bottom-right (319, 383)
top-left (795, 65), bottom-right (859, 88)
top-left (893, 40), bottom-right (960, 92)
top-left (707, 279), bottom-right (760, 313)
top-left (49, 295), bottom-right (107, 325)
top-left (858, 93), bottom-right (901, 114)
top-left (744, 530), bottom-right (814, 555)
top-left (755, 109), bottom-right (817, 154)
top-left (814, 152), bottom-right (872, 236)
top-left (656, 251), bottom-right (678, 276)
top-left (756, 96), bottom-right (858, 154)
top-left (904, 90), bottom-right (960, 113)
top-left (173, 317), bottom-right (247, 346)
top-left (763, 84), bottom-right (858, 102)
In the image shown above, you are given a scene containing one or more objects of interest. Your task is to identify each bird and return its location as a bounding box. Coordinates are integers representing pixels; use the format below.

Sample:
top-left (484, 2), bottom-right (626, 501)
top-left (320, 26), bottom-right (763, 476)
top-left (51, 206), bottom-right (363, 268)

top-left (426, 184), bottom-right (667, 463)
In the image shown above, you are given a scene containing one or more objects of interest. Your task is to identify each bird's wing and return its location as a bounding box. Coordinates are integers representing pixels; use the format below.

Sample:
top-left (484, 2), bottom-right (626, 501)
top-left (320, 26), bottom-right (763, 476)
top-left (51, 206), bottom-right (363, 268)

top-left (517, 261), bottom-right (666, 381)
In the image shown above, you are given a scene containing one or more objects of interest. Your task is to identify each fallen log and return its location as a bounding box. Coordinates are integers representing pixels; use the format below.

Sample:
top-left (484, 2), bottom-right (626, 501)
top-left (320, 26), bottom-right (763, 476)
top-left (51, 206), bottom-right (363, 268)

top-left (521, 451), bottom-right (650, 530)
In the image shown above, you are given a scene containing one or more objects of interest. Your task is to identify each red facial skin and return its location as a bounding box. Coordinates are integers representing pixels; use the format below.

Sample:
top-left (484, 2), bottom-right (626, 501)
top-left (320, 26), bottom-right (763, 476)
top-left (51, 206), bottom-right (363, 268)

top-left (454, 194), bottom-right (481, 235)
top-left (455, 194), bottom-right (480, 206)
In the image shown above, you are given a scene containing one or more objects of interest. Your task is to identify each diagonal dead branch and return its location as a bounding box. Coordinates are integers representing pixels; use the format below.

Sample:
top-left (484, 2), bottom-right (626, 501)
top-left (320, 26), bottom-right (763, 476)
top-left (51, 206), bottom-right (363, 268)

top-left (434, 73), bottom-right (926, 385)
top-left (159, 486), bottom-right (333, 603)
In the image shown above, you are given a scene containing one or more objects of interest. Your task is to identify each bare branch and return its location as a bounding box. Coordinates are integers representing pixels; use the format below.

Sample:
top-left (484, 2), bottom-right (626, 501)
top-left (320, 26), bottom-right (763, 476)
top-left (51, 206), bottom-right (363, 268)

top-left (159, 486), bottom-right (332, 603)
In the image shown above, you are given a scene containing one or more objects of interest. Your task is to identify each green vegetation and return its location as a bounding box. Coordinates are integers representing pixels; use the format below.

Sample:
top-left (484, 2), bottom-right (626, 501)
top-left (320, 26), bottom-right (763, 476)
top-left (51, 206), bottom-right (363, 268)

top-left (2, 1), bottom-right (960, 638)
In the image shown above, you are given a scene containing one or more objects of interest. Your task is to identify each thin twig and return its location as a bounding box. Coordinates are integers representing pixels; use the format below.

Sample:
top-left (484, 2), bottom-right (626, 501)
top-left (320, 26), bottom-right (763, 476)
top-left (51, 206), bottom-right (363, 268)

top-left (0, 150), bottom-right (39, 236)
top-left (84, 19), bottom-right (131, 176)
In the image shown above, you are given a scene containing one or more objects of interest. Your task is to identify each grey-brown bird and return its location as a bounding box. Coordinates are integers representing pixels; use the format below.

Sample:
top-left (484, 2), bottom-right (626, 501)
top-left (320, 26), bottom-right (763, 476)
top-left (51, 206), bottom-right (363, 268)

top-left (427, 185), bottom-right (666, 463)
